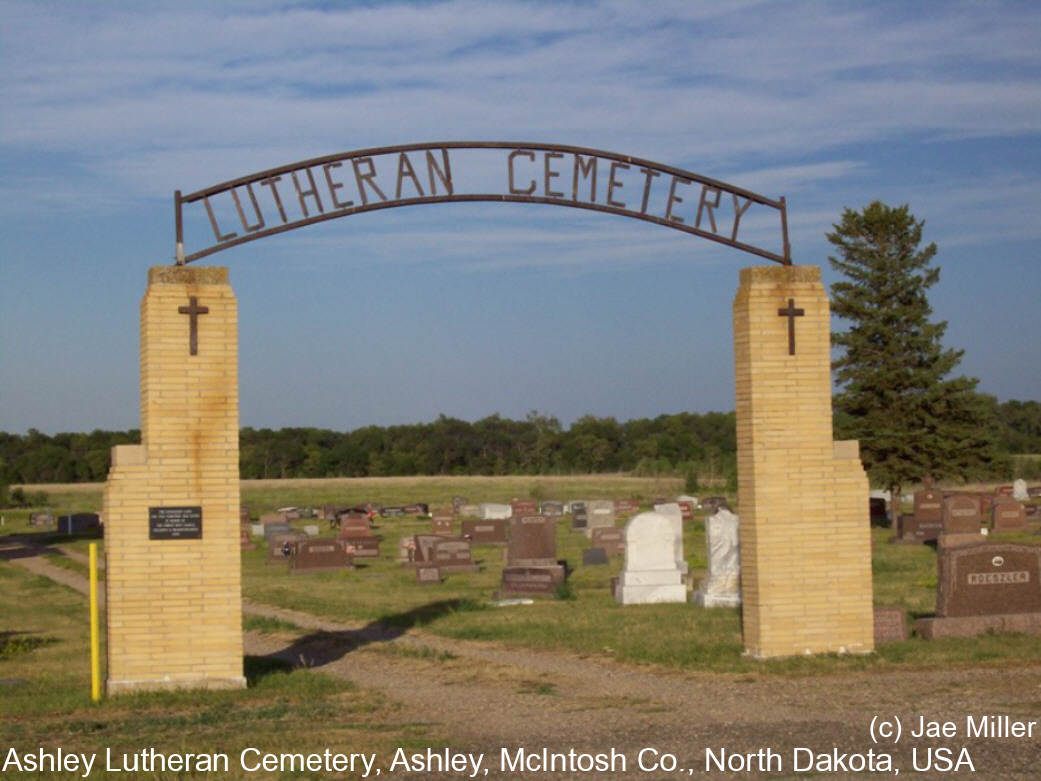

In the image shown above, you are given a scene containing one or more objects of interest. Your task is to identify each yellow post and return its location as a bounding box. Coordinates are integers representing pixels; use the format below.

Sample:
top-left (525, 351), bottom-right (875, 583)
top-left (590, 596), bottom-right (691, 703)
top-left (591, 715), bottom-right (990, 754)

top-left (88, 542), bottom-right (101, 703)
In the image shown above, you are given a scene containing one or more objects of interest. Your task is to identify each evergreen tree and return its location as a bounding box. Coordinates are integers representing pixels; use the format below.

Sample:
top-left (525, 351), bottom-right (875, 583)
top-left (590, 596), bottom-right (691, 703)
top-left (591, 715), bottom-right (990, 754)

top-left (827, 201), bottom-right (1003, 509)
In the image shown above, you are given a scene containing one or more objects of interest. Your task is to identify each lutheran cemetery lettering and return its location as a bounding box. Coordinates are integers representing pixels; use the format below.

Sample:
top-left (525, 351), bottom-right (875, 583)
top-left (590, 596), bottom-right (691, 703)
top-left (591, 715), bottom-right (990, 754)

top-left (176, 143), bottom-right (790, 264)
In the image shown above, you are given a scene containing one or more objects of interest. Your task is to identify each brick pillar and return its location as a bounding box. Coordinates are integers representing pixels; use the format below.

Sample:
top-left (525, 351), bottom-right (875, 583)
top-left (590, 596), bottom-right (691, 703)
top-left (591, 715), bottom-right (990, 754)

top-left (733, 265), bottom-right (874, 658)
top-left (103, 266), bottom-right (244, 693)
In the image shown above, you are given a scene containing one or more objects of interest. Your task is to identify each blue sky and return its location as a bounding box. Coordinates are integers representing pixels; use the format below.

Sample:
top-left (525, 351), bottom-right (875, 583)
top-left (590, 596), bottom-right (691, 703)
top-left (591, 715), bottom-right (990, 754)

top-left (1, 0), bottom-right (1039, 435)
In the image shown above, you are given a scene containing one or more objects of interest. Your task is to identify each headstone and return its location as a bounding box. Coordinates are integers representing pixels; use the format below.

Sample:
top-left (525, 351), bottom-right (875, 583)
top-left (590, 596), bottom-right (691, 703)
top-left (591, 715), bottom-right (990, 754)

top-left (899, 488), bottom-right (943, 542)
top-left (259, 512), bottom-right (284, 525)
top-left (700, 496), bottom-right (729, 514)
top-left (508, 515), bottom-right (556, 566)
top-left (510, 499), bottom-right (539, 518)
top-left (540, 501), bottom-right (564, 517)
top-left (239, 506), bottom-right (251, 524)
top-left (267, 532), bottom-right (307, 562)
top-left (276, 507), bottom-right (300, 521)
top-left (457, 503), bottom-right (481, 518)
top-left (460, 519), bottom-right (508, 545)
top-left (431, 517), bottom-right (454, 536)
top-left (262, 521), bottom-right (292, 541)
top-left (652, 502), bottom-right (687, 574)
top-left (676, 500), bottom-right (694, 522)
top-left (380, 506), bottom-right (406, 517)
top-left (339, 515), bottom-right (373, 539)
top-left (240, 524), bottom-right (254, 550)
top-left (318, 505), bottom-right (340, 522)
top-left (416, 566), bottom-right (442, 584)
top-left (409, 534), bottom-right (444, 565)
top-left (585, 500), bottom-right (616, 538)
top-left (570, 501), bottom-right (588, 530)
top-left (942, 495), bottom-right (984, 535)
top-left (451, 495), bottom-right (468, 513)
top-left (614, 498), bottom-right (640, 516)
top-left (676, 494), bottom-right (698, 507)
top-left (402, 503), bottom-right (429, 515)
top-left (582, 548), bottom-right (608, 566)
top-left (58, 512), bottom-right (101, 536)
top-left (1012, 479), bottom-right (1029, 501)
top-left (1028, 486), bottom-right (1041, 499)
top-left (250, 523), bottom-right (263, 537)
top-left (290, 539), bottom-right (353, 573)
top-left (992, 497), bottom-right (1028, 533)
top-left (615, 511), bottom-right (687, 605)
top-left (500, 566), bottom-right (563, 596)
top-left (303, 524), bottom-right (319, 536)
top-left (693, 508), bottom-right (741, 608)
top-left (428, 538), bottom-right (479, 573)
top-left (479, 503), bottom-right (511, 520)
top-left (869, 497), bottom-right (888, 526)
top-left (590, 526), bottom-right (625, 556)
top-left (995, 484), bottom-right (1014, 497)
top-left (873, 607), bottom-right (908, 645)
top-left (29, 512), bottom-right (53, 528)
top-left (343, 538), bottom-right (380, 558)
top-left (916, 543), bottom-right (1041, 639)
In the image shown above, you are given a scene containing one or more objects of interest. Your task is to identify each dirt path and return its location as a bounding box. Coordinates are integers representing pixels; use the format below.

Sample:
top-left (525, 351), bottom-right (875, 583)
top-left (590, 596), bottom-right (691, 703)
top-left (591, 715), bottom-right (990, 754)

top-left (4, 539), bottom-right (1040, 778)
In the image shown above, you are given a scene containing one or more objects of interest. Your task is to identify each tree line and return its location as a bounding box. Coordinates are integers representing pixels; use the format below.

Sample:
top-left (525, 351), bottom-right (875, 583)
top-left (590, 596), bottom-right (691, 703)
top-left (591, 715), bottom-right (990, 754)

top-left (0, 400), bottom-right (1038, 486)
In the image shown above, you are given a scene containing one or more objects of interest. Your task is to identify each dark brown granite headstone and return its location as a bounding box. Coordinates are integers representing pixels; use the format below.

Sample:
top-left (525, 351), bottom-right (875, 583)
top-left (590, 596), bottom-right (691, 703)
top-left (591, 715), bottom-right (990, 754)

top-left (508, 515), bottom-right (556, 566)
top-left (591, 526), bottom-right (625, 556)
top-left (429, 538), bottom-right (479, 573)
top-left (942, 495), bottom-right (984, 535)
top-left (913, 489), bottom-right (943, 522)
top-left (431, 516), bottom-right (454, 536)
top-left (342, 537), bottom-right (380, 558)
top-left (898, 513), bottom-right (941, 543)
top-left (936, 543), bottom-right (1041, 618)
top-left (500, 565), bottom-right (564, 596)
top-left (614, 498), bottom-right (640, 515)
top-left (992, 497), bottom-right (1028, 532)
top-left (290, 539), bottom-right (353, 573)
top-left (339, 515), bottom-right (373, 538)
top-left (873, 606), bottom-right (908, 645)
top-left (511, 499), bottom-right (539, 518)
top-left (460, 519), bottom-right (508, 545)
top-left (409, 534), bottom-right (443, 565)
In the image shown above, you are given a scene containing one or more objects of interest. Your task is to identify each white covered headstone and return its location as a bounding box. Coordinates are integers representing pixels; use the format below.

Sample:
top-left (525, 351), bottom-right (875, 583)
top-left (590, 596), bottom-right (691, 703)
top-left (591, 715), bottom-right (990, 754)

top-left (479, 503), bottom-right (511, 520)
top-left (615, 511), bottom-right (687, 605)
top-left (653, 502), bottom-right (688, 574)
top-left (1013, 479), bottom-right (1029, 501)
top-left (694, 508), bottom-right (741, 608)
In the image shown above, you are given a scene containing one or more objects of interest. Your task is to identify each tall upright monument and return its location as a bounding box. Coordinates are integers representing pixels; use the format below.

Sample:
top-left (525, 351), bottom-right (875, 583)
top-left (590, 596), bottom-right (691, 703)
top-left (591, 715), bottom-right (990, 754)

top-left (103, 266), bottom-right (244, 693)
top-left (733, 265), bottom-right (874, 658)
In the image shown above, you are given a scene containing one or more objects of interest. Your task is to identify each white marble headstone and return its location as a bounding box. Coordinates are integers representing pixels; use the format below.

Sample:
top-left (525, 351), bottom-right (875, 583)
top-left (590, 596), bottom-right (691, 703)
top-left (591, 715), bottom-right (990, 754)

top-left (694, 508), bottom-right (741, 608)
top-left (479, 503), bottom-right (511, 520)
top-left (1013, 479), bottom-right (1029, 501)
top-left (652, 502), bottom-right (687, 574)
top-left (615, 511), bottom-right (687, 605)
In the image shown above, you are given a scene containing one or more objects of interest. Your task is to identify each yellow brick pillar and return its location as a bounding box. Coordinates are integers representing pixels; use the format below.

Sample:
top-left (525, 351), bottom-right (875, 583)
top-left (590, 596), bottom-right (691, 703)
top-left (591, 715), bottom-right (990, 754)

top-left (733, 265), bottom-right (874, 658)
top-left (103, 266), bottom-right (244, 693)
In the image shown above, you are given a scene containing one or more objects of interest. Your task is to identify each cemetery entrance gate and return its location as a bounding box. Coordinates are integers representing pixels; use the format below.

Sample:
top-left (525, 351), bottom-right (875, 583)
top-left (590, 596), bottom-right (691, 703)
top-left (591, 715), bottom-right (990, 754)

top-left (103, 143), bottom-right (873, 693)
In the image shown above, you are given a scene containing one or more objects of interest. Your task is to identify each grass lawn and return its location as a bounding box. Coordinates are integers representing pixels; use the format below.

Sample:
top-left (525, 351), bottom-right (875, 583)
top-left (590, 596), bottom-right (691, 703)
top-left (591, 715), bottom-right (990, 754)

top-left (0, 565), bottom-right (445, 779)
top-left (4, 475), bottom-right (1041, 679)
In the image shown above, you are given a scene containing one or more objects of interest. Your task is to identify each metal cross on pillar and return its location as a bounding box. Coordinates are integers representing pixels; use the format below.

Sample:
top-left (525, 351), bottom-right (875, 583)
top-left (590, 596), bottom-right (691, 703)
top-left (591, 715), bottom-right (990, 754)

top-left (178, 296), bottom-right (209, 356)
top-left (777, 297), bottom-right (805, 355)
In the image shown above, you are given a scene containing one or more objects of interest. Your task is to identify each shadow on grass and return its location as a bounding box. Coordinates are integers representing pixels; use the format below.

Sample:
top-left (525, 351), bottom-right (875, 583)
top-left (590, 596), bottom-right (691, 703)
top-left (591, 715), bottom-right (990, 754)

top-left (250, 599), bottom-right (484, 679)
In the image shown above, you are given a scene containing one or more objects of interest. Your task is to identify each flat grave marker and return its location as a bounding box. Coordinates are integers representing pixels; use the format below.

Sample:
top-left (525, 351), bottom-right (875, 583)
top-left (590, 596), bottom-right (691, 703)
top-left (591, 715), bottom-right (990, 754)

top-left (460, 519), bottom-right (508, 545)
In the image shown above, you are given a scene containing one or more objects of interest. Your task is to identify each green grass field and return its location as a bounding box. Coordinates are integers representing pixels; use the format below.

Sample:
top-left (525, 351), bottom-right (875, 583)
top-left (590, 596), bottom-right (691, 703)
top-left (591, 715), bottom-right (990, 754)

top-left (4, 474), bottom-right (1041, 680)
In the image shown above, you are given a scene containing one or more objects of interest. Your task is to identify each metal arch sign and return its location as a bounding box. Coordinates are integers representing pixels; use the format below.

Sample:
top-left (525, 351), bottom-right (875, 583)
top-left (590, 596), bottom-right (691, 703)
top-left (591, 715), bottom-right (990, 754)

top-left (175, 142), bottom-right (791, 264)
